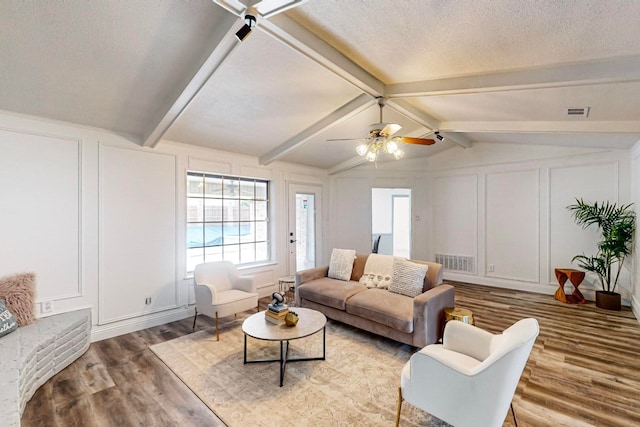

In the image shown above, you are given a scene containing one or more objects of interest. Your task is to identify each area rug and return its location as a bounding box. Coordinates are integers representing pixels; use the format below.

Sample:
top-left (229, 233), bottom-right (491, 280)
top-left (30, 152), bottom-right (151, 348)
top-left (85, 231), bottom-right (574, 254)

top-left (150, 318), bottom-right (449, 427)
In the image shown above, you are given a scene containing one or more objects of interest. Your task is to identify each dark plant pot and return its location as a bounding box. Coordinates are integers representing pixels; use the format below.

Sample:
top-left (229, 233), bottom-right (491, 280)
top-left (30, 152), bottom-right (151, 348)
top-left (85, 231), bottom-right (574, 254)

top-left (595, 291), bottom-right (621, 311)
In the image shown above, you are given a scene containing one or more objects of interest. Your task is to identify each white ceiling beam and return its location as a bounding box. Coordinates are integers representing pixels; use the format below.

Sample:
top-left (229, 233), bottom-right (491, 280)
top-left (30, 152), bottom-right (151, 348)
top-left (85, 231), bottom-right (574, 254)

top-left (385, 55), bottom-right (640, 97)
top-left (440, 120), bottom-right (640, 134)
top-left (386, 99), bottom-right (472, 148)
top-left (259, 14), bottom-right (384, 97)
top-left (327, 156), bottom-right (369, 175)
top-left (259, 94), bottom-right (374, 165)
top-left (142, 12), bottom-right (240, 147)
top-left (214, 0), bottom-right (310, 18)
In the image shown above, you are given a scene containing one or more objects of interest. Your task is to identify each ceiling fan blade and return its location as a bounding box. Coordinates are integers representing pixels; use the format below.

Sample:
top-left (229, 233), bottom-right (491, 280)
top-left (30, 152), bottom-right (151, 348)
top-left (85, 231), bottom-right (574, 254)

top-left (380, 123), bottom-right (402, 137)
top-left (398, 136), bottom-right (436, 146)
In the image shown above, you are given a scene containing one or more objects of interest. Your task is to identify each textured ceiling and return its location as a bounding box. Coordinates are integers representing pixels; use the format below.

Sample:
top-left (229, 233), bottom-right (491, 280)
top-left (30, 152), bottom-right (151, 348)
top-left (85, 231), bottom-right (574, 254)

top-left (1, 0), bottom-right (639, 172)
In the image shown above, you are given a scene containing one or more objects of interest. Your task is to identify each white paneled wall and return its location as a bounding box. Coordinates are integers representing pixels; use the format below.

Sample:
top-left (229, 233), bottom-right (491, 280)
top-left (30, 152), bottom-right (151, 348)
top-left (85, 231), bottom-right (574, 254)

top-left (330, 177), bottom-right (371, 255)
top-left (0, 129), bottom-right (81, 303)
top-left (432, 174), bottom-right (478, 261)
top-left (548, 162), bottom-right (619, 284)
top-left (426, 144), bottom-right (631, 302)
top-left (99, 145), bottom-right (177, 324)
top-left (0, 112), bottom-right (327, 341)
top-left (485, 169), bottom-right (539, 283)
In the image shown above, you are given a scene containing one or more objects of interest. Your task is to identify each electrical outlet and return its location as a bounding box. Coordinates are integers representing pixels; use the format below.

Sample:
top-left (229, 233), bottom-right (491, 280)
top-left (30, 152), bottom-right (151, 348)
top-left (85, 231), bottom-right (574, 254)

top-left (488, 264), bottom-right (495, 272)
top-left (145, 297), bottom-right (152, 305)
top-left (41, 301), bottom-right (53, 314)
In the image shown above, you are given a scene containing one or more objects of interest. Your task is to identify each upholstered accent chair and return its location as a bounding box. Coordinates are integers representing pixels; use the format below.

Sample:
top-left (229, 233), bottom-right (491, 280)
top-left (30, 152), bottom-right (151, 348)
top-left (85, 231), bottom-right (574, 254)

top-left (193, 261), bottom-right (259, 340)
top-left (396, 317), bottom-right (539, 427)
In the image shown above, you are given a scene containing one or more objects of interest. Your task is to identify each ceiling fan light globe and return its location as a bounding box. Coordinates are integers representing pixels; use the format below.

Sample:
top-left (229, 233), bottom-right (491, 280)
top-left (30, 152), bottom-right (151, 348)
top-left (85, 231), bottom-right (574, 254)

top-left (394, 149), bottom-right (405, 160)
top-left (356, 143), bottom-right (369, 156)
top-left (386, 141), bottom-right (398, 154)
top-left (365, 151), bottom-right (377, 162)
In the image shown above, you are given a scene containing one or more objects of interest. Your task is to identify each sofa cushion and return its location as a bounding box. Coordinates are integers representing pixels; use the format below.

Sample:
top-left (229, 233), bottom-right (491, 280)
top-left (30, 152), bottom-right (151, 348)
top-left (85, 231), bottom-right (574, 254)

top-left (298, 278), bottom-right (367, 310)
top-left (345, 288), bottom-right (414, 333)
top-left (328, 249), bottom-right (357, 281)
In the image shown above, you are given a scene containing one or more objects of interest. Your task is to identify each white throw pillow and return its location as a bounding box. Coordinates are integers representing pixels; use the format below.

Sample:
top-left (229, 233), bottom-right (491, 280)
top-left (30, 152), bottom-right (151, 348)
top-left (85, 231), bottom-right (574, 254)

top-left (328, 249), bottom-right (356, 281)
top-left (389, 258), bottom-right (428, 297)
top-left (359, 253), bottom-right (395, 289)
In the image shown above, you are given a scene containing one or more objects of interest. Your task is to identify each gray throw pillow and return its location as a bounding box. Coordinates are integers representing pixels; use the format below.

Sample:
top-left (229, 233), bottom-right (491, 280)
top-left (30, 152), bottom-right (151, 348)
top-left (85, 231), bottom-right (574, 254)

top-left (0, 299), bottom-right (18, 338)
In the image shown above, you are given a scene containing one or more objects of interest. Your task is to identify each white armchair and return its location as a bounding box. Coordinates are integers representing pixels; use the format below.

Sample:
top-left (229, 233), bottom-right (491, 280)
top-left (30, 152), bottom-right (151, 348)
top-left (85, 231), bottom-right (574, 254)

top-left (396, 317), bottom-right (539, 427)
top-left (193, 261), bottom-right (259, 340)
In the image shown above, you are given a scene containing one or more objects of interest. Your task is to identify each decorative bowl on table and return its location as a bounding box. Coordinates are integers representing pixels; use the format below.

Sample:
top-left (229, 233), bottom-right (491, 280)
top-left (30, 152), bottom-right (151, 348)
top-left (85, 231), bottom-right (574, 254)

top-left (285, 311), bottom-right (299, 326)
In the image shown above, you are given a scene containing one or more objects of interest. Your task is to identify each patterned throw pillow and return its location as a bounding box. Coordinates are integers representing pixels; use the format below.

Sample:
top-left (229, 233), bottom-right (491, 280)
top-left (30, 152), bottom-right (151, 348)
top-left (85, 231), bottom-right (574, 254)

top-left (328, 249), bottom-right (356, 281)
top-left (389, 258), bottom-right (429, 297)
top-left (0, 299), bottom-right (18, 338)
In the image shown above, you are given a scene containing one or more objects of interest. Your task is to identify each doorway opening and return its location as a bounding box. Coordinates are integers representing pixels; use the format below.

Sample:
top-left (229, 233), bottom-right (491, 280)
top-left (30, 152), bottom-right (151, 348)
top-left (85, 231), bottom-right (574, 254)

top-left (288, 184), bottom-right (322, 274)
top-left (371, 188), bottom-right (411, 258)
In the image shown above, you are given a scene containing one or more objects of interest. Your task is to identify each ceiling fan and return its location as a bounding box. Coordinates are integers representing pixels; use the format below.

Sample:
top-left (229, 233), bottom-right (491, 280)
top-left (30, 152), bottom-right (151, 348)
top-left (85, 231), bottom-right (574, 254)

top-left (328, 97), bottom-right (437, 162)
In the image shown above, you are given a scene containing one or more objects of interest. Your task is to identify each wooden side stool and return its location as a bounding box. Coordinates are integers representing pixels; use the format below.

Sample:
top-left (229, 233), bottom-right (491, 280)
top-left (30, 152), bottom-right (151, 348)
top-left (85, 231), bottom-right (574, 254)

top-left (554, 268), bottom-right (586, 304)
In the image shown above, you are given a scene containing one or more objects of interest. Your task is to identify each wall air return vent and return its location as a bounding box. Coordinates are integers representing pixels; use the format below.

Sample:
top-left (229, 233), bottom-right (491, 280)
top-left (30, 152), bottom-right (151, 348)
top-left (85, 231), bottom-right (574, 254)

top-left (435, 254), bottom-right (476, 274)
top-left (567, 107), bottom-right (590, 118)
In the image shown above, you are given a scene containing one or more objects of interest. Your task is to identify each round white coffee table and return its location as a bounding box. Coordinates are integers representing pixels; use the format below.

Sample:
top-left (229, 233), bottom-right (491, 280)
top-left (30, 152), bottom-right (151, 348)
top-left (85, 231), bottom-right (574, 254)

top-left (242, 307), bottom-right (327, 386)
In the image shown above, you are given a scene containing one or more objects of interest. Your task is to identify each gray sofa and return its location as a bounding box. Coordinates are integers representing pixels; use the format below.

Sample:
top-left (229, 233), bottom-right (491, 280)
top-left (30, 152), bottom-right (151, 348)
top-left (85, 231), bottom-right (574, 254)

top-left (295, 253), bottom-right (454, 347)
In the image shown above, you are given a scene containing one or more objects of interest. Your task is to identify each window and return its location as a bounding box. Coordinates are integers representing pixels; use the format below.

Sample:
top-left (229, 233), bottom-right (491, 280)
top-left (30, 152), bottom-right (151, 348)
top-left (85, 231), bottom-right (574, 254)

top-left (187, 171), bottom-right (270, 273)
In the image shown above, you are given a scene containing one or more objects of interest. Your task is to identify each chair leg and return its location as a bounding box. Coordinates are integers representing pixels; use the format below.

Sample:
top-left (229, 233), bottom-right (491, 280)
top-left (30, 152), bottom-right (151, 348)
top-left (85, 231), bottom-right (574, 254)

top-left (192, 307), bottom-right (198, 330)
top-left (511, 402), bottom-right (518, 427)
top-left (395, 387), bottom-right (403, 427)
top-left (215, 312), bottom-right (219, 341)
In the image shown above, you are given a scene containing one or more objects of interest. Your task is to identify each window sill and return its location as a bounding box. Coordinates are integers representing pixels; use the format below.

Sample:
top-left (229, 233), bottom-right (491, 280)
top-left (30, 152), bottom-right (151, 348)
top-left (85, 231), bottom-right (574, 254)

top-left (184, 260), bottom-right (278, 280)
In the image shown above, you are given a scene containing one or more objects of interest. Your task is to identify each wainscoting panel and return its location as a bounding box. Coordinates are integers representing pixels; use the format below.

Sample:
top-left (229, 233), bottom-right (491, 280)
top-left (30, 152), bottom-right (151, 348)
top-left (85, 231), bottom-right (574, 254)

top-left (485, 169), bottom-right (539, 283)
top-left (99, 145), bottom-right (177, 324)
top-left (432, 174), bottom-right (478, 264)
top-left (548, 161), bottom-right (619, 285)
top-left (0, 128), bottom-right (81, 301)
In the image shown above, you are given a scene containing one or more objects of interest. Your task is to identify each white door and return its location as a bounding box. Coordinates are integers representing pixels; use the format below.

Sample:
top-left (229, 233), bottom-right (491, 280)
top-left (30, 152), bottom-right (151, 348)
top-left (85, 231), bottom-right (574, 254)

top-left (287, 184), bottom-right (322, 274)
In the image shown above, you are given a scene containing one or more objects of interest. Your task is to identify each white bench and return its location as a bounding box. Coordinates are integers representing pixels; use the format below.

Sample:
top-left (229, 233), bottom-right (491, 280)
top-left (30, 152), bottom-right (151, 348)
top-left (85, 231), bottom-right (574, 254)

top-left (0, 308), bottom-right (91, 426)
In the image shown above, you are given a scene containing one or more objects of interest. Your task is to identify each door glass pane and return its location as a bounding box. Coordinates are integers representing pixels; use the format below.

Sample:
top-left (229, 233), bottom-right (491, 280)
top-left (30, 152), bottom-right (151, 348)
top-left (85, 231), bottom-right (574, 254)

top-left (296, 193), bottom-right (315, 271)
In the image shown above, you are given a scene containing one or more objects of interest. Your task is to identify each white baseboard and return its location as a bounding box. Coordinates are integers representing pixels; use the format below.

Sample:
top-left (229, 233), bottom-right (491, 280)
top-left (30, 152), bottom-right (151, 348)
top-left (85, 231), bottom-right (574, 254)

top-left (91, 284), bottom-right (278, 342)
top-left (443, 273), bottom-right (634, 307)
top-left (443, 273), bottom-right (556, 295)
top-left (90, 306), bottom-right (194, 342)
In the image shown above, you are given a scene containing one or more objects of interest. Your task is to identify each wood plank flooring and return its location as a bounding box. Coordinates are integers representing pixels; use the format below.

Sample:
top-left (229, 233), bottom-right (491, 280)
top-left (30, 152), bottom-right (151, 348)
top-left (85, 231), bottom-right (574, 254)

top-left (21, 282), bottom-right (640, 427)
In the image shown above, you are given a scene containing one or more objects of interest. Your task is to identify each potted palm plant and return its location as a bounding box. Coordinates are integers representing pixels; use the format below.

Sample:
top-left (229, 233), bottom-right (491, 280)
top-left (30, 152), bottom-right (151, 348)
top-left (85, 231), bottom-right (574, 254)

top-left (567, 199), bottom-right (636, 310)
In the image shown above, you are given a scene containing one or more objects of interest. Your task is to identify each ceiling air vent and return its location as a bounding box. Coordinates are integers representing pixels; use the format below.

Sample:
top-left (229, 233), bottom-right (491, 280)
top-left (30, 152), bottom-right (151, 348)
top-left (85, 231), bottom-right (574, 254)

top-left (567, 107), bottom-right (590, 118)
